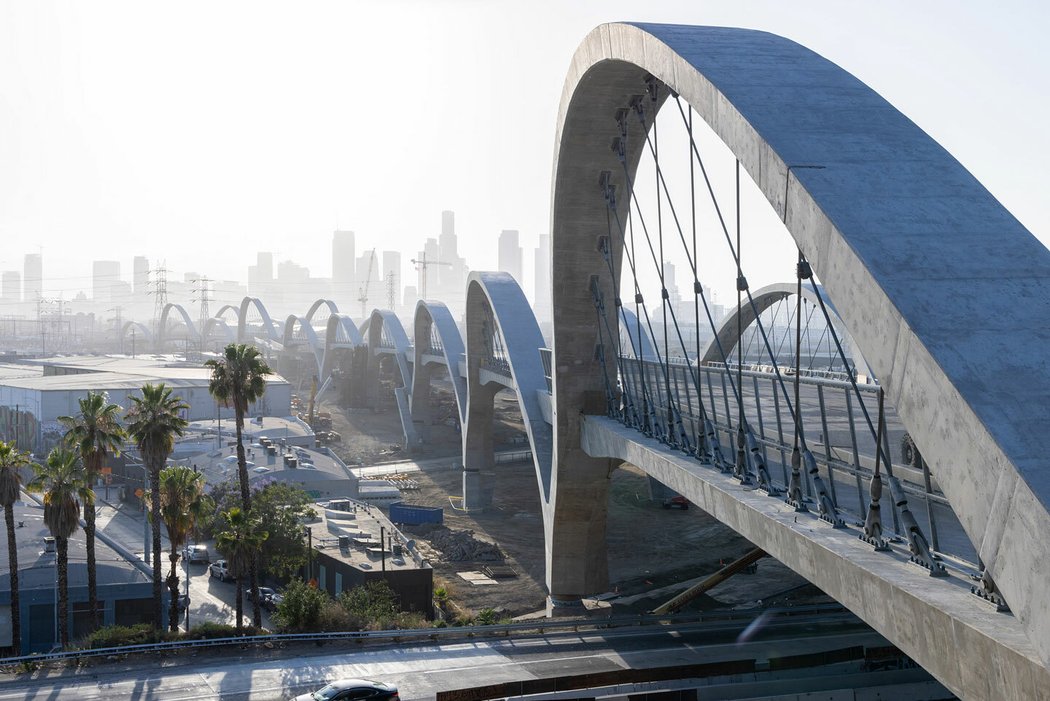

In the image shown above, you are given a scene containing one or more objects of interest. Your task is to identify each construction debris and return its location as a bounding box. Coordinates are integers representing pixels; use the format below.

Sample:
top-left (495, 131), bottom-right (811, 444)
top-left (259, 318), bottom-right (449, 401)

top-left (416, 525), bottom-right (505, 562)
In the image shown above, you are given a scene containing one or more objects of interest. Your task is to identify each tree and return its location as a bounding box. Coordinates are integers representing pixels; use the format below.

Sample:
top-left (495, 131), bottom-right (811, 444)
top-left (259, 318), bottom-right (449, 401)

top-left (205, 343), bottom-right (272, 628)
top-left (28, 448), bottom-right (92, 648)
top-left (215, 507), bottom-right (267, 635)
top-left (157, 465), bottom-right (211, 632)
top-left (58, 391), bottom-right (126, 631)
top-left (125, 383), bottom-right (189, 627)
top-left (0, 441), bottom-right (36, 653)
top-left (272, 578), bottom-right (329, 633)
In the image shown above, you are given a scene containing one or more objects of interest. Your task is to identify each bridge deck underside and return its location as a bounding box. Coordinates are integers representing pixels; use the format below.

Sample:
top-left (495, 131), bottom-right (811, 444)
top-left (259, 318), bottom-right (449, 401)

top-left (580, 415), bottom-right (1048, 701)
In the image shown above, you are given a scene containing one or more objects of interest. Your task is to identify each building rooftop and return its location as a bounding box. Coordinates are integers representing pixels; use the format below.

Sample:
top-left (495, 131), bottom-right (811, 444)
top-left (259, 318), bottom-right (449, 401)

top-left (0, 499), bottom-right (151, 591)
top-left (305, 501), bottom-right (428, 574)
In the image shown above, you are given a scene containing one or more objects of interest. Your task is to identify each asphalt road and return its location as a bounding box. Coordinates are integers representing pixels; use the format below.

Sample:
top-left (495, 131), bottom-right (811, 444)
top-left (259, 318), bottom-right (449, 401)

top-left (0, 617), bottom-right (889, 701)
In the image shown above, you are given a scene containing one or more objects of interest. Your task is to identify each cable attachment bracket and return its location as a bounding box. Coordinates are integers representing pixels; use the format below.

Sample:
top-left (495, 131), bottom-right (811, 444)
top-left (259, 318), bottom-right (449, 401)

top-left (610, 136), bottom-right (627, 164)
top-left (702, 418), bottom-right (726, 469)
top-left (804, 448), bottom-right (844, 527)
top-left (888, 476), bottom-right (947, 576)
top-left (736, 275), bottom-right (749, 292)
top-left (733, 424), bottom-right (754, 485)
top-left (599, 170), bottom-right (616, 209)
top-left (785, 447), bottom-right (808, 512)
top-left (745, 428), bottom-right (779, 495)
top-left (645, 74), bottom-right (659, 101)
top-left (860, 475), bottom-right (890, 551)
top-left (797, 260), bottom-right (813, 280)
top-left (970, 569), bottom-right (1010, 612)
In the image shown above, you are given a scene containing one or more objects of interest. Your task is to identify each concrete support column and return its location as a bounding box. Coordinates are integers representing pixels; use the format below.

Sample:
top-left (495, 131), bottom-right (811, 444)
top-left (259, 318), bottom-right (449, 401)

top-left (462, 381), bottom-right (499, 510)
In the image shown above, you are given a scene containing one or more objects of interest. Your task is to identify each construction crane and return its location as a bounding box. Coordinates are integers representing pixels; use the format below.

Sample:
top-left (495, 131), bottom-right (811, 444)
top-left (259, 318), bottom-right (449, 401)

top-left (410, 253), bottom-right (453, 300)
top-left (358, 248), bottom-right (377, 318)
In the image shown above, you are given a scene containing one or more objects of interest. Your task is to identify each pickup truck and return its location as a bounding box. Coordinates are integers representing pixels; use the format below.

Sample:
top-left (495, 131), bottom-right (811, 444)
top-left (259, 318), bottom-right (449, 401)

top-left (208, 559), bottom-right (233, 582)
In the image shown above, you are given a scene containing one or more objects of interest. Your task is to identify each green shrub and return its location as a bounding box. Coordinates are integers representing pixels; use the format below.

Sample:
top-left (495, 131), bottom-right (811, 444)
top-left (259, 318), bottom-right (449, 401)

top-left (83, 624), bottom-right (173, 649)
top-left (475, 608), bottom-right (499, 626)
top-left (274, 578), bottom-right (330, 633)
top-left (184, 622), bottom-right (242, 640)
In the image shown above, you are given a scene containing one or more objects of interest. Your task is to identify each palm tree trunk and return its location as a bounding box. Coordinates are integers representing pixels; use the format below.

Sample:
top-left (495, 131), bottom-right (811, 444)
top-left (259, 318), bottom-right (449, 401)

top-left (234, 574), bottom-right (244, 635)
top-left (234, 405), bottom-right (251, 510)
top-left (250, 559), bottom-right (261, 628)
top-left (5, 505), bottom-right (20, 654)
top-left (167, 550), bottom-right (181, 633)
top-left (83, 496), bottom-right (99, 632)
top-left (56, 536), bottom-right (69, 648)
top-left (149, 447), bottom-right (164, 628)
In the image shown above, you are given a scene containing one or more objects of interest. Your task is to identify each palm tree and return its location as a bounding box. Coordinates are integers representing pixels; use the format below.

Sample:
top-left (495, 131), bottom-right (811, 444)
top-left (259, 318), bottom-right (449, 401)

top-left (58, 391), bottom-right (126, 631)
top-left (28, 448), bottom-right (92, 648)
top-left (206, 343), bottom-right (272, 627)
top-left (0, 441), bottom-right (36, 654)
top-left (125, 383), bottom-right (188, 627)
top-left (157, 465), bottom-right (210, 632)
top-left (215, 507), bottom-right (267, 635)
top-left (205, 343), bottom-right (272, 510)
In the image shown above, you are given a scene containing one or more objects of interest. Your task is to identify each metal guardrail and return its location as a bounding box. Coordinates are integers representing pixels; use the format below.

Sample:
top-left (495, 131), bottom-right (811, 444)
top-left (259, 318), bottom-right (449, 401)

top-left (0, 604), bottom-right (849, 667)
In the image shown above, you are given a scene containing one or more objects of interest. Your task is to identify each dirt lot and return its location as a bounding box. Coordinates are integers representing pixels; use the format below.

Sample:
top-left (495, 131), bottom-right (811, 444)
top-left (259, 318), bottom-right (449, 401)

top-left (321, 382), bottom-right (817, 619)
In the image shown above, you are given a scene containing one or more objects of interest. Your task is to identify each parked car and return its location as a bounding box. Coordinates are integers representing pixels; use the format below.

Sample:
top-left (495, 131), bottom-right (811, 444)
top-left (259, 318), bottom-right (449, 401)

top-left (183, 544), bottom-right (210, 564)
top-left (247, 586), bottom-right (283, 611)
top-left (662, 495), bottom-right (689, 510)
top-left (209, 559), bottom-right (232, 582)
top-left (292, 679), bottom-right (399, 701)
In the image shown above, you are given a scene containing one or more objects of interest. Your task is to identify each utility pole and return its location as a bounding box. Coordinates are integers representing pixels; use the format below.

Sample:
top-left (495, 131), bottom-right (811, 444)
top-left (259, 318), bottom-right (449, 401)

top-left (108, 306), bottom-right (123, 354)
top-left (410, 253), bottom-right (453, 300)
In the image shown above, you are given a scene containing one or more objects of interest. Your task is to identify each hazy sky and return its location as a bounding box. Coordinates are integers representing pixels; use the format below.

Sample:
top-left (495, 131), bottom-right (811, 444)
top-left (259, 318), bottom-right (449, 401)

top-left (1, 0), bottom-right (1047, 303)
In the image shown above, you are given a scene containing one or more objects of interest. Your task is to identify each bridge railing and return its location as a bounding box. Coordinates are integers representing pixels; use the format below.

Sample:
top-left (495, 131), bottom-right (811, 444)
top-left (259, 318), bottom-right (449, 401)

top-left (615, 357), bottom-right (976, 569)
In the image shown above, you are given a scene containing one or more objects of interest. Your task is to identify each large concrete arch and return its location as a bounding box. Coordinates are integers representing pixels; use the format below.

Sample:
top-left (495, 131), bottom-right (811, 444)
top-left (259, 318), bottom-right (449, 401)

top-left (157, 303), bottom-right (200, 348)
top-left (411, 301), bottom-right (468, 438)
top-left (701, 282), bottom-right (872, 379)
top-left (617, 306), bottom-right (655, 360)
top-left (550, 21), bottom-right (1050, 683)
top-left (462, 272), bottom-right (552, 511)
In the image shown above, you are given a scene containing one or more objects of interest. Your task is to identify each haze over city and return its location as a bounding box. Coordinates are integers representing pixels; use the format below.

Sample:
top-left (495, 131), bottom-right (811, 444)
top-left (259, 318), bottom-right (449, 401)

top-left (1, 0), bottom-right (1047, 313)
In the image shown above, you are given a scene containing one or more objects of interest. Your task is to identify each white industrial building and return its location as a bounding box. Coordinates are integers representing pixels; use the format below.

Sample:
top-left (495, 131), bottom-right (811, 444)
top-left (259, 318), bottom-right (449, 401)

top-left (0, 355), bottom-right (291, 452)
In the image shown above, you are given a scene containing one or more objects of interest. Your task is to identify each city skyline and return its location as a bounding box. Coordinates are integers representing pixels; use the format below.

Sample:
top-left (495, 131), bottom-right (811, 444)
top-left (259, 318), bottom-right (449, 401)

top-left (1, 2), bottom-right (1046, 312)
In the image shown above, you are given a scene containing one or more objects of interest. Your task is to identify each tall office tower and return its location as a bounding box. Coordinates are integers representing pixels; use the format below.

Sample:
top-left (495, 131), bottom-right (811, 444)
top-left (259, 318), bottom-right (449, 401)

top-left (533, 234), bottom-right (551, 322)
top-left (93, 260), bottom-right (122, 304)
top-left (498, 229), bottom-right (523, 285)
top-left (133, 256), bottom-right (150, 296)
top-left (436, 210), bottom-right (468, 311)
top-left (247, 251), bottom-right (274, 293)
top-left (2, 272), bottom-right (21, 301)
top-left (24, 253), bottom-right (42, 302)
top-left (332, 230), bottom-right (356, 282)
top-left (382, 250), bottom-right (401, 310)
top-left (662, 260), bottom-right (681, 308)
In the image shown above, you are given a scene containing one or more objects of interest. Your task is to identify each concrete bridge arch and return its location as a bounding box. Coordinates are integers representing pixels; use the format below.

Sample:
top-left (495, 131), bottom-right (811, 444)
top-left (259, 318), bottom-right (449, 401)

top-left (411, 300), bottom-right (467, 441)
top-left (549, 22), bottom-right (1050, 693)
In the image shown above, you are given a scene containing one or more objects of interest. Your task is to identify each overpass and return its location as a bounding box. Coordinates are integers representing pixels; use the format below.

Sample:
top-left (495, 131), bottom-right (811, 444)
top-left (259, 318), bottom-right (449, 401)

top-left (117, 22), bottom-right (1050, 698)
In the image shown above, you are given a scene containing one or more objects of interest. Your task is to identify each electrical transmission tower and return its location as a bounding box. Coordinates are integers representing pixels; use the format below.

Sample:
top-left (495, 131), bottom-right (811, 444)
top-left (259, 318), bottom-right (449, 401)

top-left (386, 269), bottom-right (397, 310)
top-left (192, 277), bottom-right (212, 354)
top-left (149, 263), bottom-right (168, 338)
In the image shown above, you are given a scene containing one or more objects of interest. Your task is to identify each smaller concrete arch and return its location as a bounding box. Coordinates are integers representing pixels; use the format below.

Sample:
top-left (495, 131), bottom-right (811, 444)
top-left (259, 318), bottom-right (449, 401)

top-left (701, 282), bottom-right (872, 378)
top-left (411, 301), bottom-right (468, 438)
top-left (237, 297), bottom-right (281, 343)
top-left (120, 321), bottom-right (153, 352)
top-left (282, 314), bottom-right (324, 377)
top-left (462, 272), bottom-right (552, 509)
top-left (305, 298), bottom-right (339, 324)
top-left (157, 303), bottom-right (200, 349)
top-left (201, 317), bottom-right (236, 351)
top-left (617, 307), bottom-right (656, 360)
top-left (366, 309), bottom-right (416, 446)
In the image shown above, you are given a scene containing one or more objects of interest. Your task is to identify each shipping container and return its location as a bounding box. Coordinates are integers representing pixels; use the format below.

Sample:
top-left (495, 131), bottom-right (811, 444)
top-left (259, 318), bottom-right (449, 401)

top-left (390, 501), bottom-right (444, 525)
